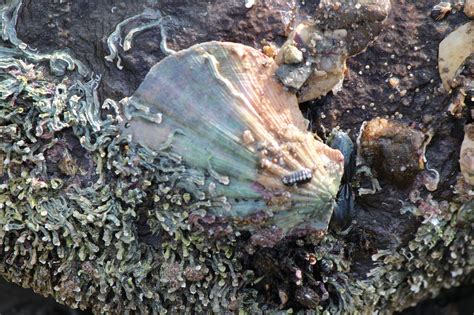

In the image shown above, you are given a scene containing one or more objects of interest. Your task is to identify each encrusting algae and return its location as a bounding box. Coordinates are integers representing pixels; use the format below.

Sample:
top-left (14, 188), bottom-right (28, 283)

top-left (0, 0), bottom-right (472, 314)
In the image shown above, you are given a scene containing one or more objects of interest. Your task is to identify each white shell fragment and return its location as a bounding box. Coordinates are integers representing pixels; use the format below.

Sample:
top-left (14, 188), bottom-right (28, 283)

top-left (465, 0), bottom-right (474, 18)
top-left (460, 123), bottom-right (474, 185)
top-left (438, 22), bottom-right (474, 92)
top-left (245, 0), bottom-right (255, 9)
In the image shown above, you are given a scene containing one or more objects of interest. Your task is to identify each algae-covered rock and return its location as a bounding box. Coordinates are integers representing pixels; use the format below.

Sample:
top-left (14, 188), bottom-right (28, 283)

top-left (0, 0), bottom-right (472, 314)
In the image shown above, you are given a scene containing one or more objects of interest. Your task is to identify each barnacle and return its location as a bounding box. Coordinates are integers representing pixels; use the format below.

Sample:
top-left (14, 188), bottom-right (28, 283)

top-left (358, 118), bottom-right (429, 186)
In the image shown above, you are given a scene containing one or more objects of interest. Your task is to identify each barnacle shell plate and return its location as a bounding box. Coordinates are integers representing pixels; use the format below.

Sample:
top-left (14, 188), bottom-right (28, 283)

top-left (122, 42), bottom-right (344, 234)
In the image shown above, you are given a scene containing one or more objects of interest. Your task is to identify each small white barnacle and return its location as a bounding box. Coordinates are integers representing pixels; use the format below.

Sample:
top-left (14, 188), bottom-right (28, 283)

top-left (282, 168), bottom-right (313, 186)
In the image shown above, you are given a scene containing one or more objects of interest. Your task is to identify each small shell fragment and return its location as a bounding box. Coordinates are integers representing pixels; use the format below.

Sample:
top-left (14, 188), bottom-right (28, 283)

top-left (388, 77), bottom-right (400, 89)
top-left (281, 45), bottom-right (304, 64)
top-left (421, 167), bottom-right (440, 192)
top-left (465, 0), bottom-right (474, 18)
top-left (438, 22), bottom-right (474, 92)
top-left (460, 123), bottom-right (474, 185)
top-left (431, 2), bottom-right (452, 21)
top-left (245, 0), bottom-right (255, 9)
top-left (242, 130), bottom-right (255, 145)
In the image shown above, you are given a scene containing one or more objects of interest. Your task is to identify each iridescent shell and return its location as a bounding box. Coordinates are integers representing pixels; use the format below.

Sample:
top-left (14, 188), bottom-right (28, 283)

top-left (121, 42), bottom-right (344, 238)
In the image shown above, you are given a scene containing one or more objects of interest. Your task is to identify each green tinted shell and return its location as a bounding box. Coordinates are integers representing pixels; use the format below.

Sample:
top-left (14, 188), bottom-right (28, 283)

top-left (122, 41), bottom-right (344, 240)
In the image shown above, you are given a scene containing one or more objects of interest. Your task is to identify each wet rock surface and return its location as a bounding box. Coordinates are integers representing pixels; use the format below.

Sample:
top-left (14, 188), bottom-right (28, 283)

top-left (1, 0), bottom-right (472, 314)
top-left (305, 0), bottom-right (470, 239)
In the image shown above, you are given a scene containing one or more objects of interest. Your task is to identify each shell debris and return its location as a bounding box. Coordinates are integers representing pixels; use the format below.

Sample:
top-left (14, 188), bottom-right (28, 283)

top-left (274, 0), bottom-right (391, 103)
top-left (460, 123), bottom-right (474, 185)
top-left (438, 22), bottom-right (474, 92)
top-left (245, 0), bottom-right (255, 9)
top-left (465, 0), bottom-right (474, 18)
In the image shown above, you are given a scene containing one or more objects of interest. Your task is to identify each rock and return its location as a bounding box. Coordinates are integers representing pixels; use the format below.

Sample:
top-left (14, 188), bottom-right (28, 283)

top-left (276, 63), bottom-right (312, 89)
top-left (275, 0), bottom-right (391, 102)
top-left (280, 44), bottom-right (303, 64)
top-left (359, 118), bottom-right (428, 187)
top-left (17, 0), bottom-right (297, 101)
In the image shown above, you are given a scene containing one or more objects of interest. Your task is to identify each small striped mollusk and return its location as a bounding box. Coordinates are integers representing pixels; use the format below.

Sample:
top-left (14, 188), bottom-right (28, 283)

top-left (121, 41), bottom-right (344, 239)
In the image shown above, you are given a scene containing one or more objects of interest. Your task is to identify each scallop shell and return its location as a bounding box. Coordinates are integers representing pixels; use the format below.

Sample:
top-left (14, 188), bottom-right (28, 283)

top-left (121, 42), bottom-right (344, 236)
